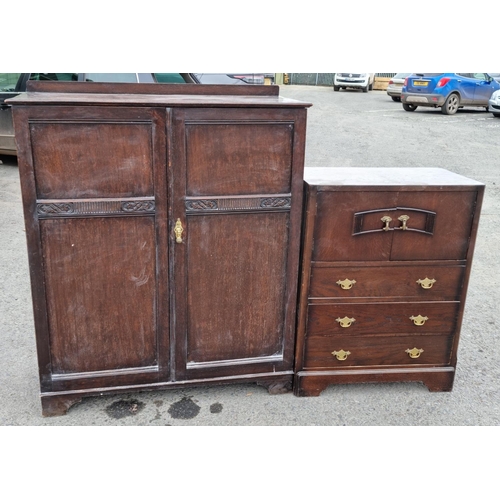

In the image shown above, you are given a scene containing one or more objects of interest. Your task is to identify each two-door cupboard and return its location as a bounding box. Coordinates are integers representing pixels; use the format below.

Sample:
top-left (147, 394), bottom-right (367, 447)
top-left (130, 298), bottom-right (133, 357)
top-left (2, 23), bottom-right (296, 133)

top-left (10, 82), bottom-right (310, 416)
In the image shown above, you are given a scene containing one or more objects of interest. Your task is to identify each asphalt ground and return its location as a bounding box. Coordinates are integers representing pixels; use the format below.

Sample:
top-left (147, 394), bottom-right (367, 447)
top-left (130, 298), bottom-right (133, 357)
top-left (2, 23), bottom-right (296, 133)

top-left (1, 85), bottom-right (498, 429)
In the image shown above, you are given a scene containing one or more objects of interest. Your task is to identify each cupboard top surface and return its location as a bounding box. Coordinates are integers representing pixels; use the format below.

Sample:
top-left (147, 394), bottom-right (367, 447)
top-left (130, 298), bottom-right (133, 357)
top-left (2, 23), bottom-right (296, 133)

top-left (304, 167), bottom-right (484, 188)
top-left (7, 91), bottom-right (311, 109)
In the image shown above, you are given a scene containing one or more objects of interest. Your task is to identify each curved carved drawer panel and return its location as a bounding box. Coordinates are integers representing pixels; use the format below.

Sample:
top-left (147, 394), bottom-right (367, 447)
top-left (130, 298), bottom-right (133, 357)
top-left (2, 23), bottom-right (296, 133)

top-left (313, 190), bottom-right (478, 261)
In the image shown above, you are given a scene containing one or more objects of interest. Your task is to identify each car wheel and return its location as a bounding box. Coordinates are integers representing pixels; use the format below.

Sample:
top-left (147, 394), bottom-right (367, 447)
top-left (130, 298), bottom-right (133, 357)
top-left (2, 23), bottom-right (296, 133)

top-left (363, 85), bottom-right (368, 93)
top-left (441, 93), bottom-right (460, 115)
top-left (493, 113), bottom-right (500, 118)
top-left (391, 96), bottom-right (401, 102)
top-left (403, 103), bottom-right (418, 112)
top-left (334, 86), bottom-right (340, 92)
top-left (369, 81), bottom-right (373, 91)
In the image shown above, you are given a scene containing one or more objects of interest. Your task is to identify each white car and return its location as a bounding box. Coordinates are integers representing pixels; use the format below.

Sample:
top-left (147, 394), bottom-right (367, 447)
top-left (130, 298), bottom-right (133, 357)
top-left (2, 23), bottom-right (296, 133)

top-left (334, 73), bottom-right (375, 93)
top-left (488, 89), bottom-right (500, 117)
top-left (386, 73), bottom-right (411, 102)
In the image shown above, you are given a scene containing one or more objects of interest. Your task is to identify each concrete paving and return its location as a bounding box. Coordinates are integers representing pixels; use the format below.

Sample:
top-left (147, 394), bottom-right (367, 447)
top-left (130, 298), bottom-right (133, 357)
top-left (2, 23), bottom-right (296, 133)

top-left (0, 85), bottom-right (499, 426)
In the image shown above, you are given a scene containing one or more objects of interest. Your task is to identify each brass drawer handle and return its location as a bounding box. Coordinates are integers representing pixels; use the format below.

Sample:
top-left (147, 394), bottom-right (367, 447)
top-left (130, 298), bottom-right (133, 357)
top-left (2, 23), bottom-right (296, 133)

top-left (336, 316), bottom-right (356, 328)
top-left (332, 349), bottom-right (351, 361)
top-left (398, 214), bottom-right (410, 230)
top-left (417, 277), bottom-right (436, 289)
top-left (406, 347), bottom-right (424, 359)
top-left (381, 215), bottom-right (392, 231)
top-left (336, 278), bottom-right (356, 290)
top-left (410, 315), bottom-right (428, 326)
top-left (174, 218), bottom-right (184, 243)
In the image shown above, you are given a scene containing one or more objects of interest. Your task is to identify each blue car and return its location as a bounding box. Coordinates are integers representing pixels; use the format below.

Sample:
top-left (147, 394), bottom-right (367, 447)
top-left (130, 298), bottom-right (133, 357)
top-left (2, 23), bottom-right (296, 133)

top-left (401, 73), bottom-right (500, 115)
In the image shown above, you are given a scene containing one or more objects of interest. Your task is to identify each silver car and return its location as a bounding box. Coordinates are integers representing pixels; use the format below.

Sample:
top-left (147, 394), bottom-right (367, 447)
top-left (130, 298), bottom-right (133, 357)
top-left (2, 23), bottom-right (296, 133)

top-left (386, 73), bottom-right (411, 102)
top-left (0, 73), bottom-right (200, 157)
top-left (488, 89), bottom-right (500, 117)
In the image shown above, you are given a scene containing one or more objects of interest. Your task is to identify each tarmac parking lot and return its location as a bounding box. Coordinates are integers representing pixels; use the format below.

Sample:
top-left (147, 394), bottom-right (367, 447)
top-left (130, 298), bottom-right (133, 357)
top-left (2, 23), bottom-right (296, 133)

top-left (1, 84), bottom-right (499, 428)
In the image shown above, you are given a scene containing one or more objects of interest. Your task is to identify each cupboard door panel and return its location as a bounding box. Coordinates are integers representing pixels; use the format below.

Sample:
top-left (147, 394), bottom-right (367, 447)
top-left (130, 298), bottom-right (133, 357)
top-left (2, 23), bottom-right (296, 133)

top-left (186, 212), bottom-right (289, 364)
top-left (41, 217), bottom-right (158, 374)
top-left (31, 119), bottom-right (154, 199)
top-left (185, 123), bottom-right (293, 196)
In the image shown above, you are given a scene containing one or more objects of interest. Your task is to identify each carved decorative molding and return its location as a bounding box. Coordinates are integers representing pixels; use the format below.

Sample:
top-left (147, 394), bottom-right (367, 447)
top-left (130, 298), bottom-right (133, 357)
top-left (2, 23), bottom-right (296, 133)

top-left (185, 200), bottom-right (219, 211)
top-left (37, 198), bottom-right (155, 217)
top-left (37, 203), bottom-right (74, 215)
top-left (260, 197), bottom-right (291, 208)
top-left (121, 200), bottom-right (155, 212)
top-left (186, 196), bottom-right (291, 213)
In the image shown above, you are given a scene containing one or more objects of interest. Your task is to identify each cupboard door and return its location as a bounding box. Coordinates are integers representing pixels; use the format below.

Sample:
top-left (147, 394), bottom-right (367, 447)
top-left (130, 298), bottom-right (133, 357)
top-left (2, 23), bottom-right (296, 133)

top-left (171, 107), bottom-right (305, 379)
top-left (18, 106), bottom-right (169, 390)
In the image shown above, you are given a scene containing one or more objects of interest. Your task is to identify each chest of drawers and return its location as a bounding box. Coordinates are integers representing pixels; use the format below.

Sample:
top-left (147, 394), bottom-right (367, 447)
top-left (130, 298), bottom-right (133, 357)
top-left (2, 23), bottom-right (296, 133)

top-left (294, 167), bottom-right (484, 397)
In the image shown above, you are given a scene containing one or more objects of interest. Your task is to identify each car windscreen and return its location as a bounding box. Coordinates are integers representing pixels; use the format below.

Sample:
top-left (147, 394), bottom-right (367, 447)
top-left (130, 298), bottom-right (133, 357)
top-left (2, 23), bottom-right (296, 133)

top-left (0, 73), bottom-right (21, 92)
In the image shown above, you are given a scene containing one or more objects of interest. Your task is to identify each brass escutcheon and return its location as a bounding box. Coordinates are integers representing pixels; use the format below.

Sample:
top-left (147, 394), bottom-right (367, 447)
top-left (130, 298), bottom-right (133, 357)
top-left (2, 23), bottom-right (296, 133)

top-left (336, 278), bottom-right (356, 290)
top-left (398, 214), bottom-right (410, 230)
top-left (406, 347), bottom-right (424, 359)
top-left (417, 277), bottom-right (436, 289)
top-left (174, 218), bottom-right (184, 243)
top-left (410, 314), bottom-right (428, 326)
top-left (336, 316), bottom-right (356, 328)
top-left (381, 215), bottom-right (392, 231)
top-left (332, 349), bottom-right (351, 361)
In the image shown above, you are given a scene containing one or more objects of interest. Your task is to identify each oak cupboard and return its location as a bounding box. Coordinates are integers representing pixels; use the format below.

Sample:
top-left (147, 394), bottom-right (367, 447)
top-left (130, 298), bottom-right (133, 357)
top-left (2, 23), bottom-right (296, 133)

top-left (9, 82), bottom-right (310, 416)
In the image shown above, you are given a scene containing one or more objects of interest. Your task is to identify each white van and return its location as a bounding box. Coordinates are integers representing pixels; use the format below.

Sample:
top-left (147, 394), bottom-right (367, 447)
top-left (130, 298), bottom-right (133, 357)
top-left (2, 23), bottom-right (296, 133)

top-left (334, 73), bottom-right (375, 92)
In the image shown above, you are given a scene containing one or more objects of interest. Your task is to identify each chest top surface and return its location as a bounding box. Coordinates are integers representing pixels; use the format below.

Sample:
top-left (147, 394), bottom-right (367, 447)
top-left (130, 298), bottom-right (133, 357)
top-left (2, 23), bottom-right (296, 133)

top-left (304, 167), bottom-right (484, 189)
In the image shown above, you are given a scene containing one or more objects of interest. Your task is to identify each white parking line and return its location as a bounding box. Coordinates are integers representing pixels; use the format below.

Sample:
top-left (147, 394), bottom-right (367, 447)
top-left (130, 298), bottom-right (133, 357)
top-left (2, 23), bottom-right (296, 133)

top-left (365, 109), bottom-right (402, 113)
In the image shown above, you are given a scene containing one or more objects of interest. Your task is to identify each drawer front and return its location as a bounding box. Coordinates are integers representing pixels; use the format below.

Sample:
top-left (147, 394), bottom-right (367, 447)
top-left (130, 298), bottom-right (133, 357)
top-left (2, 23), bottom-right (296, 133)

top-left (304, 334), bottom-right (453, 368)
top-left (309, 265), bottom-right (465, 300)
top-left (312, 190), bottom-right (477, 261)
top-left (307, 302), bottom-right (460, 336)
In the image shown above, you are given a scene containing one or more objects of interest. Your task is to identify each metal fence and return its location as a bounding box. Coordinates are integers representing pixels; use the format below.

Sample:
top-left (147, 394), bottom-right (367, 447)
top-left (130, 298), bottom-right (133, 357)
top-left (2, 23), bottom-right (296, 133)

top-left (286, 73), bottom-right (397, 86)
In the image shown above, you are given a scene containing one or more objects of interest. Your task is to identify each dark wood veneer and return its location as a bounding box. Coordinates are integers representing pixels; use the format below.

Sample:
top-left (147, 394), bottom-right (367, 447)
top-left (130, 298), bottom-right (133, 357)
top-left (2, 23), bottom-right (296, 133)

top-left (295, 167), bottom-right (484, 396)
top-left (9, 82), bottom-right (310, 415)
top-left (26, 80), bottom-right (281, 96)
top-left (10, 85), bottom-right (484, 413)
